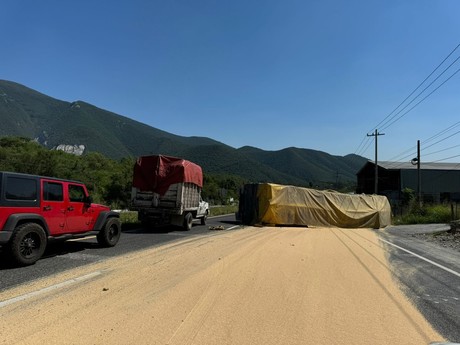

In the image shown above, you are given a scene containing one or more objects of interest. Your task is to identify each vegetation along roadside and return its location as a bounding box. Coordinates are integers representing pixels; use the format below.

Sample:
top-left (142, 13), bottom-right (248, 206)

top-left (0, 136), bottom-right (244, 209)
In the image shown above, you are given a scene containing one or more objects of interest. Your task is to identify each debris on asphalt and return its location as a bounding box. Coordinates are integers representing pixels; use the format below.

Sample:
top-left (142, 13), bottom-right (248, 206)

top-left (209, 225), bottom-right (225, 231)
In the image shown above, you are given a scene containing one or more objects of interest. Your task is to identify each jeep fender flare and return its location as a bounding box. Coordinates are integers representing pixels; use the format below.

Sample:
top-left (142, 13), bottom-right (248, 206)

top-left (0, 214), bottom-right (50, 244)
top-left (93, 211), bottom-right (120, 231)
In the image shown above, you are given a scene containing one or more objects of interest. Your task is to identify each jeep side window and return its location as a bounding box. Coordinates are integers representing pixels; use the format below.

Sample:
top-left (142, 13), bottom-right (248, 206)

top-left (69, 184), bottom-right (86, 202)
top-left (43, 182), bottom-right (63, 201)
top-left (5, 177), bottom-right (37, 201)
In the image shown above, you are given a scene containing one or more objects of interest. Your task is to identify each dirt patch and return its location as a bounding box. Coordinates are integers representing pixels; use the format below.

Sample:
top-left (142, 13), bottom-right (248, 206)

top-left (0, 227), bottom-right (444, 344)
top-left (413, 230), bottom-right (460, 252)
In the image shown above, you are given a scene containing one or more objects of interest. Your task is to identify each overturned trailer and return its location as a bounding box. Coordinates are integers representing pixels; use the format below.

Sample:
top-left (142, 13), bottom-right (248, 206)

top-left (238, 183), bottom-right (391, 228)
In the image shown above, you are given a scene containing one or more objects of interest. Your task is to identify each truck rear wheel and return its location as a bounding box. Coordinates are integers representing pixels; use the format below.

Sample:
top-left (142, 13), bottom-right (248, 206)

top-left (183, 212), bottom-right (193, 231)
top-left (9, 223), bottom-right (47, 266)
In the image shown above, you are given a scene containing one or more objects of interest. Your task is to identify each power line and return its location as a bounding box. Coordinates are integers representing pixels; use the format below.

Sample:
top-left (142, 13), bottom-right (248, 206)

top-left (423, 128), bottom-right (460, 151)
top-left (383, 119), bottom-right (460, 164)
top-left (381, 65), bottom-right (460, 131)
top-left (432, 154), bottom-right (460, 163)
top-left (360, 137), bottom-right (374, 157)
top-left (424, 143), bottom-right (460, 157)
top-left (369, 42), bottom-right (460, 133)
top-left (423, 120), bottom-right (460, 144)
top-left (385, 146), bottom-right (416, 162)
top-left (357, 43), bottom-right (460, 167)
top-left (386, 134), bottom-right (460, 167)
top-left (354, 135), bottom-right (370, 156)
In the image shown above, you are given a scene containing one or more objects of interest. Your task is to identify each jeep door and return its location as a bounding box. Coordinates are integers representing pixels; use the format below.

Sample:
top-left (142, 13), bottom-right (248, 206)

top-left (41, 180), bottom-right (67, 233)
top-left (65, 183), bottom-right (93, 233)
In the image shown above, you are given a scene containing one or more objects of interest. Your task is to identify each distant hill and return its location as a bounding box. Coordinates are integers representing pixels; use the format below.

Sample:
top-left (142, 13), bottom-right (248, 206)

top-left (0, 80), bottom-right (223, 158)
top-left (0, 80), bottom-right (368, 187)
top-left (237, 146), bottom-right (367, 186)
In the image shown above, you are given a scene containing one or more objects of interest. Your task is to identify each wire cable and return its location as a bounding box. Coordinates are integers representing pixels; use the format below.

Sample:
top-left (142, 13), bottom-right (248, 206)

top-left (423, 120), bottom-right (460, 144)
top-left (360, 137), bottom-right (374, 157)
top-left (381, 66), bottom-right (460, 131)
top-left (423, 143), bottom-right (460, 157)
top-left (354, 135), bottom-right (370, 156)
top-left (368, 42), bottom-right (460, 133)
top-left (422, 128), bottom-right (460, 151)
top-left (382, 119), bottom-right (460, 165)
top-left (431, 154), bottom-right (460, 162)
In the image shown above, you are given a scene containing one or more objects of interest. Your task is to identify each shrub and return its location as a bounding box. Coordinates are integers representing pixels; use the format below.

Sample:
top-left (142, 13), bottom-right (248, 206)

top-left (394, 203), bottom-right (452, 225)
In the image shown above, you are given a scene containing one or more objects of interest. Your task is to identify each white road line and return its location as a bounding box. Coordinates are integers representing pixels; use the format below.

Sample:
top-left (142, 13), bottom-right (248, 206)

top-left (227, 225), bottom-right (239, 231)
top-left (0, 271), bottom-right (103, 308)
top-left (162, 232), bottom-right (188, 236)
top-left (208, 213), bottom-right (235, 219)
top-left (380, 238), bottom-right (460, 279)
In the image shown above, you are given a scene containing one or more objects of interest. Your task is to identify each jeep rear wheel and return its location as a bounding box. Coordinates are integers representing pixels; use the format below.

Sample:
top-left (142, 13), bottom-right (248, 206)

top-left (97, 217), bottom-right (121, 247)
top-left (9, 223), bottom-right (47, 266)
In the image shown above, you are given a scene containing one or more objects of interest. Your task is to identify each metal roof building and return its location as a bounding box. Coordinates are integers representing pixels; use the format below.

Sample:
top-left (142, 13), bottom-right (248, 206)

top-left (356, 161), bottom-right (460, 203)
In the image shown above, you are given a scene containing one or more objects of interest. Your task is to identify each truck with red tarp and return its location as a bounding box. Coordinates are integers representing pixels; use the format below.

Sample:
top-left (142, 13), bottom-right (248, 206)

top-left (130, 155), bottom-right (209, 230)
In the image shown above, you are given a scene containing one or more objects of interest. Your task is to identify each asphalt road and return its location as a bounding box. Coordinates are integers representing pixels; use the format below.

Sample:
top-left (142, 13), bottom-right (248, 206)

top-left (0, 214), bottom-right (239, 292)
top-left (380, 224), bottom-right (460, 342)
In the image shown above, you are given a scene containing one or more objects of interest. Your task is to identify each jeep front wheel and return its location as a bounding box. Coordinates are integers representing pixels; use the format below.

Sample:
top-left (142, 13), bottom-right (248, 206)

top-left (9, 223), bottom-right (47, 266)
top-left (97, 218), bottom-right (121, 247)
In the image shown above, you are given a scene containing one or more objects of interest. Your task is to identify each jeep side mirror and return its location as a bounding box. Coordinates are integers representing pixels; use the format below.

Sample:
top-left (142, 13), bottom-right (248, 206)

top-left (84, 196), bottom-right (93, 205)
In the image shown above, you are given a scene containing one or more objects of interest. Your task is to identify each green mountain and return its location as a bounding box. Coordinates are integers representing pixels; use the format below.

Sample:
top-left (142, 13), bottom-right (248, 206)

top-left (237, 146), bottom-right (367, 186)
top-left (0, 79), bottom-right (367, 187)
top-left (0, 80), bottom-right (222, 158)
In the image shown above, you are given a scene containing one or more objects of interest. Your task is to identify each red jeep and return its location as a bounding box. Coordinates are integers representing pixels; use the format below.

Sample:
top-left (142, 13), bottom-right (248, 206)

top-left (0, 172), bottom-right (121, 265)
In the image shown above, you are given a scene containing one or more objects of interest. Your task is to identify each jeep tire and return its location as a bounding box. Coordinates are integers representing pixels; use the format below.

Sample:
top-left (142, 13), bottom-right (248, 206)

top-left (9, 223), bottom-right (47, 266)
top-left (97, 217), bottom-right (121, 247)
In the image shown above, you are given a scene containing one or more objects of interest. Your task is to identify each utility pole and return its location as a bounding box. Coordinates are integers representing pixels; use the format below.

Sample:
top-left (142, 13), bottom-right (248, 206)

top-left (417, 140), bottom-right (421, 206)
top-left (367, 129), bottom-right (385, 194)
top-left (411, 140), bottom-right (422, 207)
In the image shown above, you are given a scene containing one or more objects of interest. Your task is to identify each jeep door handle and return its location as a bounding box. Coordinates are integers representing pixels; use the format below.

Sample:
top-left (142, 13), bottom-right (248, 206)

top-left (67, 206), bottom-right (74, 211)
top-left (43, 205), bottom-right (52, 211)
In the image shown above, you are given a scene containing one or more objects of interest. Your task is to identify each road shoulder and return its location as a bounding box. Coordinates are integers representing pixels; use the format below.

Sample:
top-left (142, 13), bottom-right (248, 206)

top-left (379, 224), bottom-right (460, 342)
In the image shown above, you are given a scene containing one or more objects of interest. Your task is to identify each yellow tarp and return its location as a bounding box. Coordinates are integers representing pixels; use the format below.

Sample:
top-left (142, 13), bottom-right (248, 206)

top-left (256, 183), bottom-right (391, 228)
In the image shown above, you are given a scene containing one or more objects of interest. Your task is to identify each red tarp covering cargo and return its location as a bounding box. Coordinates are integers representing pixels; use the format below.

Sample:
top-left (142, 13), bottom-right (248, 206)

top-left (132, 155), bottom-right (203, 196)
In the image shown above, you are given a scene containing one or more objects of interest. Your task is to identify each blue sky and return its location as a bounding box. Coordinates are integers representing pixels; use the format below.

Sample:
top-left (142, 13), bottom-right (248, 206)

top-left (2, 0), bottom-right (460, 163)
